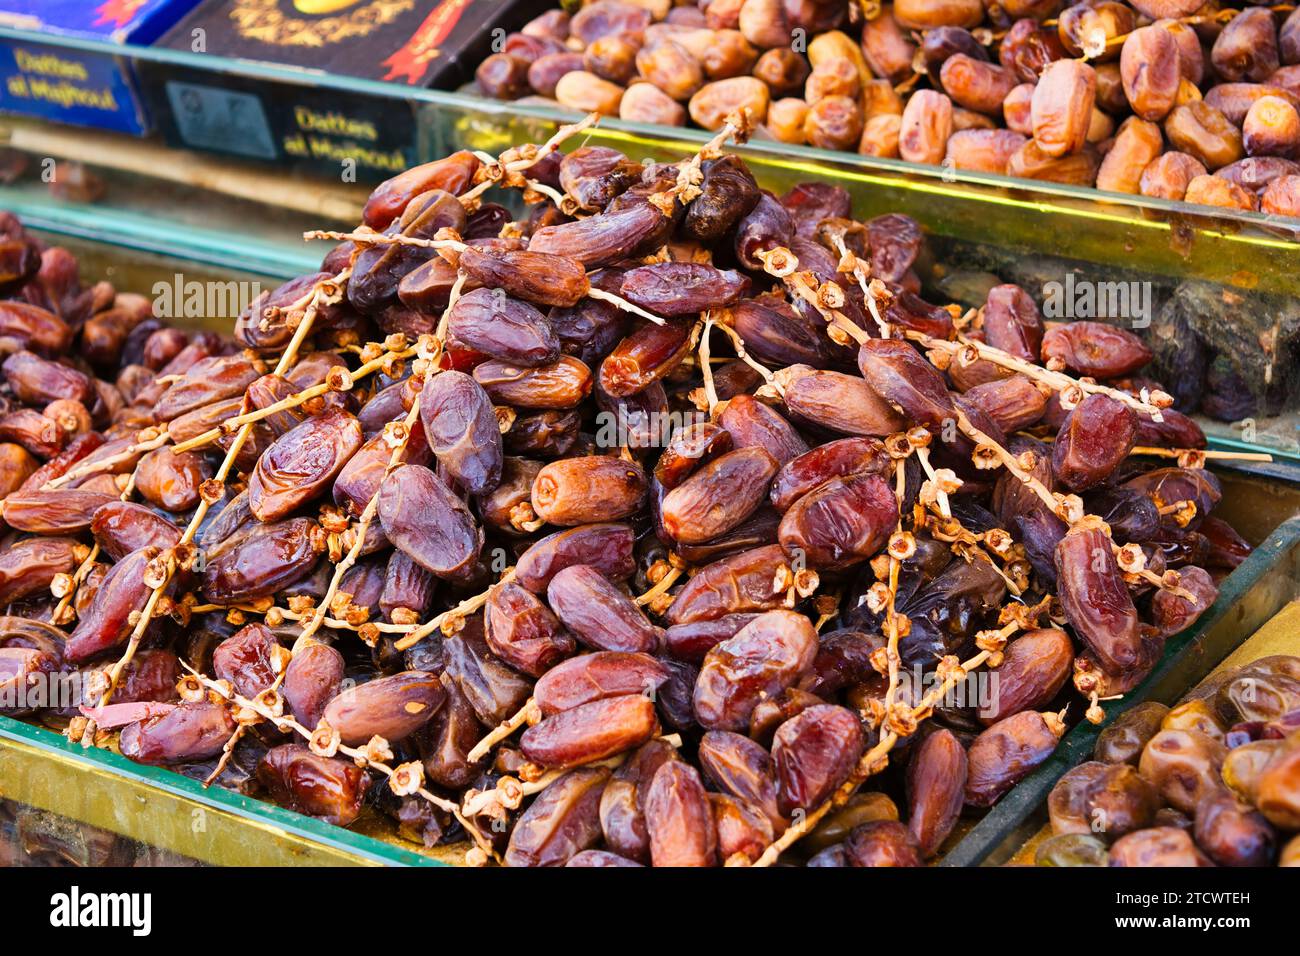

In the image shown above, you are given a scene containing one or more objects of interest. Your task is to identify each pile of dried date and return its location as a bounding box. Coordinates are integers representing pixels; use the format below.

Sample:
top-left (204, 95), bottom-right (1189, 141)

top-left (478, 0), bottom-right (1300, 217)
top-left (1038, 654), bottom-right (1300, 866)
top-left (0, 116), bottom-right (1274, 867)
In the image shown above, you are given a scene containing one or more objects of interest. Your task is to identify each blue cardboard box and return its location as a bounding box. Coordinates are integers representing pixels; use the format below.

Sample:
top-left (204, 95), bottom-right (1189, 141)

top-left (0, 0), bottom-right (201, 134)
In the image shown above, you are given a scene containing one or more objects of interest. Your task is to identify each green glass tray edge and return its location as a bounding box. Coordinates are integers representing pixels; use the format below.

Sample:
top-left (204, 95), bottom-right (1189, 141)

top-left (0, 717), bottom-right (445, 867)
top-left (940, 513), bottom-right (1300, 867)
top-left (0, 196), bottom-right (318, 281)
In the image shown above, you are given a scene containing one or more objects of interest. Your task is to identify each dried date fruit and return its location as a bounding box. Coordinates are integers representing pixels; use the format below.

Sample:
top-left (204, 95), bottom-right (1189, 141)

top-left (256, 745), bottom-right (370, 826)
top-left (377, 464), bottom-right (483, 580)
top-left (120, 702), bottom-right (236, 766)
top-left (693, 610), bottom-right (818, 731)
top-left (505, 765), bottom-right (611, 867)
top-left (906, 729), bottom-right (967, 857)
top-left (419, 369), bottom-right (503, 496)
top-left (521, 694), bottom-right (658, 769)
top-left (484, 581), bottom-right (575, 677)
top-left (644, 760), bottom-right (717, 866)
top-left (283, 639), bottom-right (345, 731)
top-left (1109, 826), bottom-right (1211, 866)
top-left (772, 704), bottom-right (864, 815)
top-left (202, 518), bottom-right (325, 604)
top-left (322, 671), bottom-right (446, 746)
top-left (965, 710), bottom-right (1065, 807)
top-left (778, 471), bottom-right (896, 570)
top-left (531, 456), bottom-right (647, 526)
top-left (661, 446), bottom-right (776, 544)
top-left (1040, 321), bottom-right (1153, 378)
top-left (547, 565), bottom-right (663, 653)
top-left (844, 820), bottom-right (922, 867)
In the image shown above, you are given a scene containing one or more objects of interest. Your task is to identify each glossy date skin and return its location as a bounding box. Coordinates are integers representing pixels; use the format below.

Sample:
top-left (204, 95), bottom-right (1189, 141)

top-left (322, 670), bottom-right (446, 746)
top-left (447, 288), bottom-right (561, 367)
top-left (666, 544), bottom-right (793, 625)
top-left (91, 501), bottom-right (182, 560)
top-left (694, 610), bottom-right (818, 732)
top-left (521, 694), bottom-right (659, 769)
top-left (531, 456), bottom-right (647, 526)
top-left (644, 760), bottom-right (718, 866)
top-left (249, 408), bottom-right (362, 522)
top-left (443, 627), bottom-right (533, 727)
top-left (906, 729), bottom-right (967, 857)
top-left (119, 701), bottom-right (235, 766)
top-left (778, 471), bottom-right (896, 570)
top-left (772, 704), bottom-right (864, 815)
top-left (514, 522), bottom-right (637, 593)
top-left (64, 547), bottom-right (160, 663)
top-left (547, 565), bottom-right (663, 653)
top-left (419, 369), bottom-right (503, 496)
top-left (1054, 520), bottom-right (1142, 675)
top-left (377, 464), bottom-right (483, 580)
top-left (256, 745), bottom-right (371, 826)
top-left (202, 518), bottom-right (325, 604)
top-left (534, 651), bottom-right (670, 717)
top-left (1052, 394), bottom-right (1138, 492)
top-left (505, 765), bottom-right (611, 867)
top-left (212, 622), bottom-right (279, 699)
top-left (965, 710), bottom-right (1064, 807)
top-left (0, 537), bottom-right (79, 605)
top-left (283, 639), bottom-right (345, 731)
top-left (661, 446), bottom-right (777, 545)
top-left (484, 581), bottom-right (575, 677)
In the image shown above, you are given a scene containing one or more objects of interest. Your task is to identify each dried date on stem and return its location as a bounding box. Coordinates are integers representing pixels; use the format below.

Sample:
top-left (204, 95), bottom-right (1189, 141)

top-left (1040, 321), bottom-right (1153, 378)
top-left (547, 565), bottom-right (663, 653)
top-left (378, 464), bottom-right (483, 580)
top-left (1052, 394), bottom-right (1138, 492)
top-left (520, 694), bottom-right (659, 769)
top-left (778, 471), bottom-right (897, 570)
top-left (505, 765), bottom-right (611, 867)
top-left (514, 522), bottom-right (637, 592)
top-left (534, 652), bottom-right (671, 716)
top-left (457, 247), bottom-right (590, 308)
top-left (484, 581), bottom-right (575, 677)
top-left (248, 407), bottom-right (363, 522)
top-left (666, 544), bottom-right (794, 625)
top-left (906, 728), bottom-right (967, 857)
top-left (64, 547), bottom-right (160, 663)
top-left (446, 289), bottom-right (562, 368)
top-left (322, 670), bottom-right (447, 745)
top-left (644, 761), bottom-right (718, 866)
top-left (119, 702), bottom-right (235, 766)
top-left (856, 339), bottom-right (955, 430)
top-left (256, 745), bottom-right (371, 826)
top-left (772, 704), bottom-right (865, 816)
top-left (419, 369), bottom-right (503, 496)
top-left (1054, 519), bottom-right (1143, 674)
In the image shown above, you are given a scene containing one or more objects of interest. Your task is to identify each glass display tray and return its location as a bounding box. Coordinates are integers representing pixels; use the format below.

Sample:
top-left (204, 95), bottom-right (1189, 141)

top-left (941, 470), bottom-right (1300, 866)
top-left (3, 21), bottom-right (1298, 460)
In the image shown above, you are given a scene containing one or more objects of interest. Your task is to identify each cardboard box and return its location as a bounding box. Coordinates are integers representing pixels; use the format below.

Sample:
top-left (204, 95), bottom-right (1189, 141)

top-left (141, 0), bottom-right (534, 181)
top-left (0, 0), bottom-right (202, 134)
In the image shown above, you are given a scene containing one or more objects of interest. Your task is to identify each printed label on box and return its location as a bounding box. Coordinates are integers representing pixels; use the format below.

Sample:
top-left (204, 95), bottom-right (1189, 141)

top-left (165, 79), bottom-right (276, 160)
top-left (0, 40), bottom-right (145, 133)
